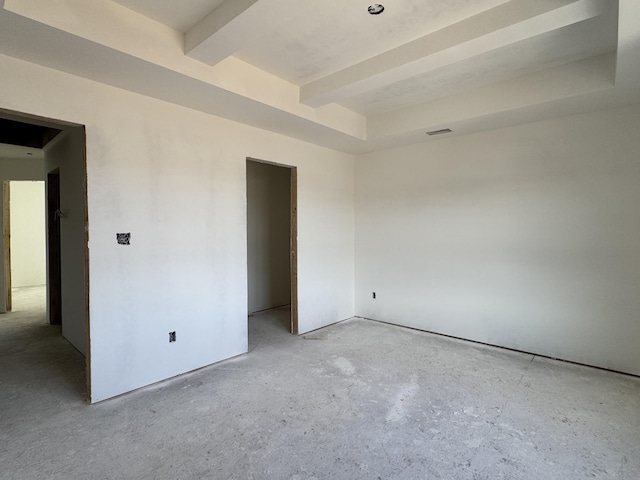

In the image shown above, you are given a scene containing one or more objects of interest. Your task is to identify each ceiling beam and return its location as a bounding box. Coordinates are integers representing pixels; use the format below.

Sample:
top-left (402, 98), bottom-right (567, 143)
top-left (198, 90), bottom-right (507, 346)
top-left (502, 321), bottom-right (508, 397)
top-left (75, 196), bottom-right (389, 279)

top-left (0, 0), bottom-right (366, 146)
top-left (300, 0), bottom-right (607, 108)
top-left (367, 53), bottom-right (616, 141)
top-left (185, 0), bottom-right (297, 66)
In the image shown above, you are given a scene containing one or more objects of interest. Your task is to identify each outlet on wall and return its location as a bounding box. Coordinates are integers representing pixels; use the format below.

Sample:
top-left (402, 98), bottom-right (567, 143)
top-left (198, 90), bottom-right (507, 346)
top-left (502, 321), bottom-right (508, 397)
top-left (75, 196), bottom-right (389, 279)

top-left (372, 292), bottom-right (376, 299)
top-left (116, 232), bottom-right (131, 245)
top-left (169, 331), bottom-right (176, 343)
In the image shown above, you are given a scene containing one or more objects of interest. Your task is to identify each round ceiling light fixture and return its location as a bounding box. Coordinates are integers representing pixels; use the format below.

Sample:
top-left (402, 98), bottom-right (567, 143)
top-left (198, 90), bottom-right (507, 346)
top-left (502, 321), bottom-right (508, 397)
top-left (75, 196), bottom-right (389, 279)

top-left (368, 4), bottom-right (385, 15)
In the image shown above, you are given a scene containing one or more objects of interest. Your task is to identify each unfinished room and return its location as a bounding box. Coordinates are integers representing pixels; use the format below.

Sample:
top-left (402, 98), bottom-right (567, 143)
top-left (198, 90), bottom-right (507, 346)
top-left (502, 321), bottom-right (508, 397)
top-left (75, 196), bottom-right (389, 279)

top-left (0, 1), bottom-right (638, 478)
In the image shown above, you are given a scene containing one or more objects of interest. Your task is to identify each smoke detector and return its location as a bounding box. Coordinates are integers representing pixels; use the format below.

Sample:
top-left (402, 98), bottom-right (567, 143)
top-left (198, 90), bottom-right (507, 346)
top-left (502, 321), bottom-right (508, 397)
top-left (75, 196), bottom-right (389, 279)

top-left (368, 4), bottom-right (385, 15)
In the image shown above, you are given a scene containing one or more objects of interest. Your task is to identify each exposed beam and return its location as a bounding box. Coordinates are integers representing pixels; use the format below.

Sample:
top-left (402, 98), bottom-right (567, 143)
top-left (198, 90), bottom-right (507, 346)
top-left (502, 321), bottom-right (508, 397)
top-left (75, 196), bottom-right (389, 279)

top-left (300, 0), bottom-right (607, 108)
top-left (367, 53), bottom-right (616, 140)
top-left (0, 0), bottom-right (366, 148)
top-left (185, 0), bottom-right (297, 66)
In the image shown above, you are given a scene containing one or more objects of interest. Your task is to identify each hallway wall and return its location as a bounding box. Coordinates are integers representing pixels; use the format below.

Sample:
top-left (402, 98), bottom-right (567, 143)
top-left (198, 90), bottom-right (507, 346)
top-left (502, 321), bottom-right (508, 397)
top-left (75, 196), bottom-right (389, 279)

top-left (44, 129), bottom-right (87, 355)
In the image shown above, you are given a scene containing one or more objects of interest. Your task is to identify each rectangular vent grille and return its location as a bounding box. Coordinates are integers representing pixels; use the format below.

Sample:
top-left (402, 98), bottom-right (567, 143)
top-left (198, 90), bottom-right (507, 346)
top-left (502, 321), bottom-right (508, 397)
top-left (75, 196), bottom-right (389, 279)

top-left (426, 128), bottom-right (452, 136)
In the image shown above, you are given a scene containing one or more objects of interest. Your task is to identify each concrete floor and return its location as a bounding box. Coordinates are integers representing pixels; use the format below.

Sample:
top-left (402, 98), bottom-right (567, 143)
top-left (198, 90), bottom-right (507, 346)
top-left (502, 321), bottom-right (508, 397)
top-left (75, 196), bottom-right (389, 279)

top-left (1, 287), bottom-right (639, 479)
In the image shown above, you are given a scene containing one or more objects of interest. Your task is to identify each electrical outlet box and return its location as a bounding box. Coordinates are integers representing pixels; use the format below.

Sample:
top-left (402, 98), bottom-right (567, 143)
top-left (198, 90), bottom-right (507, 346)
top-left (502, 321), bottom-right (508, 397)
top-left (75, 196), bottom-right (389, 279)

top-left (116, 232), bottom-right (131, 245)
top-left (169, 331), bottom-right (176, 343)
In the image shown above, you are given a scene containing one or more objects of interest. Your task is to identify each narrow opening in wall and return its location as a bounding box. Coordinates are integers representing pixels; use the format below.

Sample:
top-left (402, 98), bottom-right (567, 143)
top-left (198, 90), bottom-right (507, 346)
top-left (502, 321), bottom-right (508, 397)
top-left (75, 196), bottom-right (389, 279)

top-left (246, 158), bottom-right (298, 346)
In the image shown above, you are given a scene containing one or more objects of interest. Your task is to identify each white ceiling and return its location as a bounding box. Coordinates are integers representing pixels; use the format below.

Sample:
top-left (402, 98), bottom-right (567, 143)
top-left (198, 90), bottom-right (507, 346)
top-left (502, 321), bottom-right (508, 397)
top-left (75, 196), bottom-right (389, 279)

top-left (0, 143), bottom-right (44, 160)
top-left (113, 0), bottom-right (225, 32)
top-left (233, 0), bottom-right (512, 85)
top-left (0, 0), bottom-right (638, 154)
top-left (341, 14), bottom-right (618, 115)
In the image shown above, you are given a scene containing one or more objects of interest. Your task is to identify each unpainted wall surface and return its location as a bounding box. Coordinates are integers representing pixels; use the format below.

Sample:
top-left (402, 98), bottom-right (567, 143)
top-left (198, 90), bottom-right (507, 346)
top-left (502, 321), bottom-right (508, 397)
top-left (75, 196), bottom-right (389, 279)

top-left (356, 103), bottom-right (640, 376)
top-left (0, 156), bottom-right (44, 312)
top-left (10, 181), bottom-right (46, 288)
top-left (247, 161), bottom-right (291, 314)
top-left (44, 129), bottom-right (87, 356)
top-left (0, 53), bottom-right (355, 402)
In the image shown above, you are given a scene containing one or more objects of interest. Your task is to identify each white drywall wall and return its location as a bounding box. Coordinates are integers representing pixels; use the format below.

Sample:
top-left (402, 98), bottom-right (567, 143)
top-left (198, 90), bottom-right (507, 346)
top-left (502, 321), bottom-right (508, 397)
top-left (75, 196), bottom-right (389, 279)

top-left (0, 53), bottom-right (355, 402)
top-left (0, 157), bottom-right (44, 312)
top-left (247, 161), bottom-right (291, 314)
top-left (9, 181), bottom-right (46, 288)
top-left (44, 129), bottom-right (87, 355)
top-left (356, 103), bottom-right (640, 376)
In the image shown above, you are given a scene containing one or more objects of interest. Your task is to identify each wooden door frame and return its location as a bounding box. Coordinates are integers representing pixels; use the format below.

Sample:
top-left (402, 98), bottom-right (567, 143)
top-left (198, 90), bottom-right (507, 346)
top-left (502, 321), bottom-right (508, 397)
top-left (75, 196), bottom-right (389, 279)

top-left (3, 181), bottom-right (11, 312)
top-left (289, 167), bottom-right (298, 335)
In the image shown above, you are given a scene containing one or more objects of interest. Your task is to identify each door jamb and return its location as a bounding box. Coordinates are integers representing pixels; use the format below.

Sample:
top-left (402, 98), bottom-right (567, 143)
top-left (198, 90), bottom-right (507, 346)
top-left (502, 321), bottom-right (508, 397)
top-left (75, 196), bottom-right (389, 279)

top-left (3, 181), bottom-right (11, 312)
top-left (290, 167), bottom-right (298, 335)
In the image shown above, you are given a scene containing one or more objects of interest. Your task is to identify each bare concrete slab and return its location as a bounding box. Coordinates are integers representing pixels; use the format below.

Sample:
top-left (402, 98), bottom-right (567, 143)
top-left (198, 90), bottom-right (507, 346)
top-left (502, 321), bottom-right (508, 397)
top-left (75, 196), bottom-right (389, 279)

top-left (1, 288), bottom-right (639, 479)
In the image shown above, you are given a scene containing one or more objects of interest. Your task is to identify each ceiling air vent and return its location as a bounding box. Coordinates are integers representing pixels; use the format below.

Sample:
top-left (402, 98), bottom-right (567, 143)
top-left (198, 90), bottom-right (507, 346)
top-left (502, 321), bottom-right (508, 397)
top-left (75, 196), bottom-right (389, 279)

top-left (426, 128), bottom-right (452, 136)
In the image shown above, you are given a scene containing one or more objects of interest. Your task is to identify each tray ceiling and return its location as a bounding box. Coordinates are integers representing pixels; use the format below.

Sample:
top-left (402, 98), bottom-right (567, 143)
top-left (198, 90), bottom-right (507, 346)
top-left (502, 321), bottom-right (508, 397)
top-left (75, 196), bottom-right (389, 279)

top-left (1, 0), bottom-right (637, 153)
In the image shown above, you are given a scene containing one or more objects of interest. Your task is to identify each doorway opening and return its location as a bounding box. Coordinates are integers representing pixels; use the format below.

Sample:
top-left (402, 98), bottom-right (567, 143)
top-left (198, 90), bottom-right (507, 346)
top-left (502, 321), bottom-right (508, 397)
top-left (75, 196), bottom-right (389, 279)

top-left (4, 181), bottom-right (46, 312)
top-left (246, 158), bottom-right (298, 340)
top-left (0, 109), bottom-right (89, 400)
